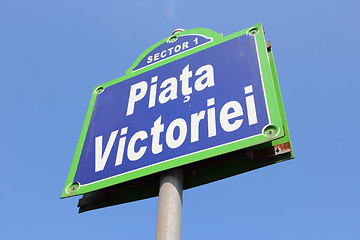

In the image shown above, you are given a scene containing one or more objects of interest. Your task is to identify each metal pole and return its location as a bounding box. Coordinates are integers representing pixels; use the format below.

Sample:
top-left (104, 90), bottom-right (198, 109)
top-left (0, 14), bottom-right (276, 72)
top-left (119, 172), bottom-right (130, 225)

top-left (155, 28), bottom-right (185, 240)
top-left (155, 168), bottom-right (183, 240)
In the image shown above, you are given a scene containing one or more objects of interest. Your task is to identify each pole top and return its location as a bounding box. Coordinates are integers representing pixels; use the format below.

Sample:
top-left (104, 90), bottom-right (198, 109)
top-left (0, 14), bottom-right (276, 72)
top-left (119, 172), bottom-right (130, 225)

top-left (172, 29), bottom-right (185, 35)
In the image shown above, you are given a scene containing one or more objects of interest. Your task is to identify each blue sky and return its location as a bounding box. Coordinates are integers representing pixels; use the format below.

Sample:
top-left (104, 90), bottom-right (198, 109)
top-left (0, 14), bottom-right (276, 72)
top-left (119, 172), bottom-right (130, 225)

top-left (1, 0), bottom-right (359, 239)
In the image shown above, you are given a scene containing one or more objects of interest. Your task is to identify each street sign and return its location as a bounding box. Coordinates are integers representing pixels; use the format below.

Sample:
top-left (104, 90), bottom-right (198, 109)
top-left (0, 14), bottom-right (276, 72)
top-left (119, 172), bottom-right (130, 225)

top-left (61, 23), bottom-right (293, 202)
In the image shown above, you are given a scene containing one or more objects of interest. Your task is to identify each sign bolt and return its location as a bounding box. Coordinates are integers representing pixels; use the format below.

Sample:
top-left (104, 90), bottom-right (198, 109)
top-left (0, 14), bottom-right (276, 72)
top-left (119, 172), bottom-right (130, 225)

top-left (247, 27), bottom-right (259, 36)
top-left (263, 125), bottom-right (278, 138)
top-left (94, 86), bottom-right (104, 95)
top-left (168, 29), bottom-right (185, 44)
top-left (67, 182), bottom-right (80, 194)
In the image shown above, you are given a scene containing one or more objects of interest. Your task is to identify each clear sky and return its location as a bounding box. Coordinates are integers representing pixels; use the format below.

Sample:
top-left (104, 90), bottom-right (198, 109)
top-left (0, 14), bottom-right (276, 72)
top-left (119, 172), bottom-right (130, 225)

top-left (1, 0), bottom-right (359, 239)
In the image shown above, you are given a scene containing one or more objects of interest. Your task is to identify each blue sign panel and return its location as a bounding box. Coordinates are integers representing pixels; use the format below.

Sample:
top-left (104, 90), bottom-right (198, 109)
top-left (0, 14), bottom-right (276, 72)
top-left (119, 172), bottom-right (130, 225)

top-left (73, 35), bottom-right (272, 186)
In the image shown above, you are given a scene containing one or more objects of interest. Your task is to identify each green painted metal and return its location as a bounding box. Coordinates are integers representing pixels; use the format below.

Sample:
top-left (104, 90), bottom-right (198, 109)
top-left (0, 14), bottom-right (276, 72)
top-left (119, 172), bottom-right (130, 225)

top-left (61, 23), bottom-right (293, 203)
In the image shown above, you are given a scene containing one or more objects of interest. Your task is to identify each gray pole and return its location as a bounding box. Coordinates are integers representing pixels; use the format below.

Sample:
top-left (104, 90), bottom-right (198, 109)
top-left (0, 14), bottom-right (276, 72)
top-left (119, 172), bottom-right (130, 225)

top-left (155, 29), bottom-right (185, 240)
top-left (155, 168), bottom-right (183, 240)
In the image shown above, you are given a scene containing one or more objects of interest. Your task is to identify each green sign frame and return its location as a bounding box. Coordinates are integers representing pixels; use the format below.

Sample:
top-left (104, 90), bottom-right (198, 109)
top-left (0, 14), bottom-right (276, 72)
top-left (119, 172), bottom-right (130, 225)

top-left (61, 23), bottom-right (293, 210)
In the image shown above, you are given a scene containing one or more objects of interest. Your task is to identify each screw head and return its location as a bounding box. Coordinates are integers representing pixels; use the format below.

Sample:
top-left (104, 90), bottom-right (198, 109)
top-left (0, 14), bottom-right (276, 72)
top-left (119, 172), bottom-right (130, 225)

top-left (94, 86), bottom-right (104, 95)
top-left (247, 27), bottom-right (259, 36)
top-left (262, 124), bottom-right (279, 138)
top-left (168, 35), bottom-right (178, 43)
top-left (66, 182), bottom-right (80, 194)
